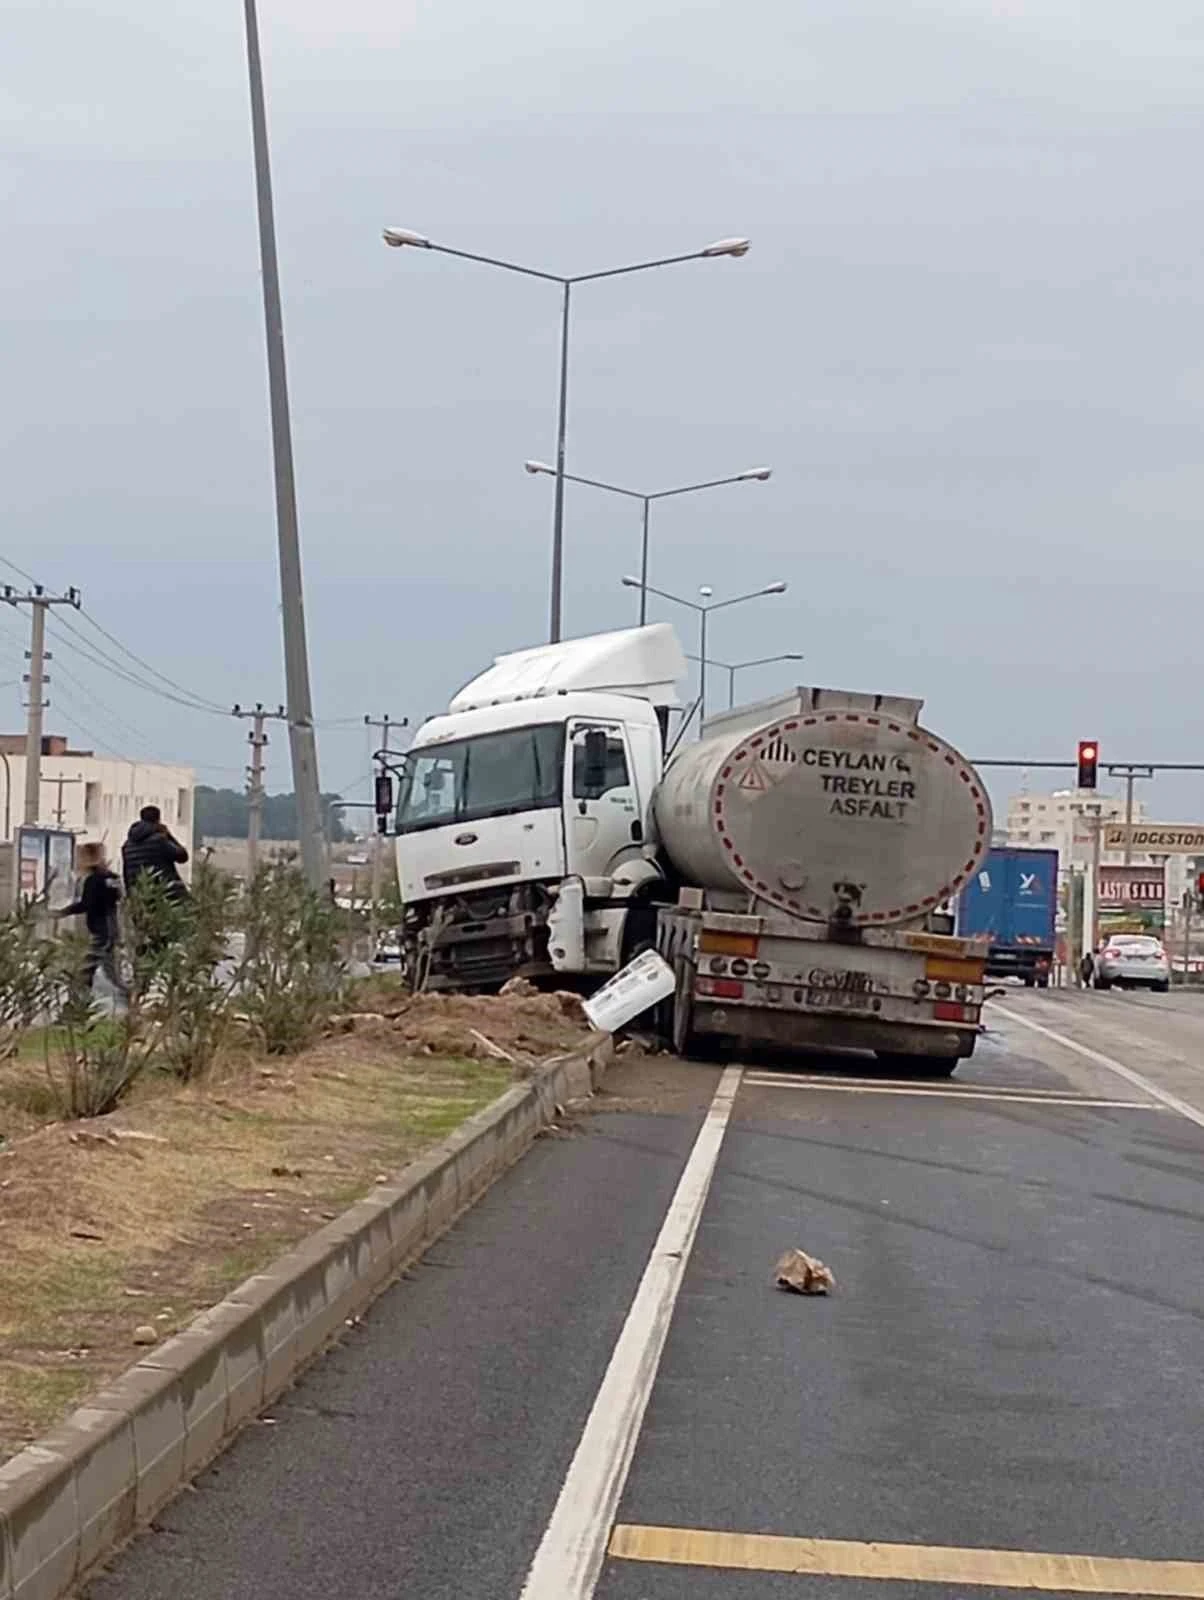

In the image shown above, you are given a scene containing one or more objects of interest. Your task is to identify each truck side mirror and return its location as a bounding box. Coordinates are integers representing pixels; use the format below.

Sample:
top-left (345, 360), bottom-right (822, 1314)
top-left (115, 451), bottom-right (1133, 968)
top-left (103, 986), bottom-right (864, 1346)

top-left (582, 729), bottom-right (609, 798)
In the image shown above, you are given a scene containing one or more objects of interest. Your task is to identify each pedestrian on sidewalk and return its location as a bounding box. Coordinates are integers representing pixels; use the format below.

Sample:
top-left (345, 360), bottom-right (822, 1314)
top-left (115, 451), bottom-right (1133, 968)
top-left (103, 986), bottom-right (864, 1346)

top-left (58, 842), bottom-right (129, 997)
top-left (1080, 947), bottom-right (1096, 989)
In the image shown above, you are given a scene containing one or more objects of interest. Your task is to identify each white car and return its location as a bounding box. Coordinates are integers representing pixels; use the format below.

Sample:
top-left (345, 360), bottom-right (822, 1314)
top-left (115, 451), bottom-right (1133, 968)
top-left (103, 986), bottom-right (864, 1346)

top-left (1094, 935), bottom-right (1170, 993)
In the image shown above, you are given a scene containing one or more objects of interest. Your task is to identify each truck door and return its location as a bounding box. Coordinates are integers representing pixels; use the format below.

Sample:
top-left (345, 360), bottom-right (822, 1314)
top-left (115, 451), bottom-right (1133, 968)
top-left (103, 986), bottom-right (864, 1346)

top-left (566, 721), bottom-right (639, 883)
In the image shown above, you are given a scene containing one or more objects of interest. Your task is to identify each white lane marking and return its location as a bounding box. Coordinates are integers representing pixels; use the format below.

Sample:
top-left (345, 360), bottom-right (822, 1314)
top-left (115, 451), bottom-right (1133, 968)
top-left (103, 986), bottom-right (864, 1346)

top-left (991, 1002), bottom-right (1204, 1131)
top-left (518, 1063), bottom-right (743, 1600)
top-left (741, 1074), bottom-right (1158, 1110)
top-left (743, 1068), bottom-right (1143, 1099)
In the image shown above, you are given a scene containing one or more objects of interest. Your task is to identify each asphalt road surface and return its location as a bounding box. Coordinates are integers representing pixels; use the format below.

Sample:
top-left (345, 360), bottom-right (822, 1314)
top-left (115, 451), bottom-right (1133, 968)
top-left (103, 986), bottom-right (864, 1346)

top-left (87, 988), bottom-right (1204, 1600)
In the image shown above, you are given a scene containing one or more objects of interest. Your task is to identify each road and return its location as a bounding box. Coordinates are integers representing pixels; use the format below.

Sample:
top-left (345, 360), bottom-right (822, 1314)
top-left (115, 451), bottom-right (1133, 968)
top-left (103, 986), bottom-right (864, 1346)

top-left (87, 988), bottom-right (1204, 1600)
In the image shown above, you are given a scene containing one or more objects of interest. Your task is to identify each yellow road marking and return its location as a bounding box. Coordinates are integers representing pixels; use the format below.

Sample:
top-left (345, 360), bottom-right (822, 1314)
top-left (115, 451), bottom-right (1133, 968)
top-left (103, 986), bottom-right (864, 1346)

top-left (609, 1524), bottom-right (1204, 1596)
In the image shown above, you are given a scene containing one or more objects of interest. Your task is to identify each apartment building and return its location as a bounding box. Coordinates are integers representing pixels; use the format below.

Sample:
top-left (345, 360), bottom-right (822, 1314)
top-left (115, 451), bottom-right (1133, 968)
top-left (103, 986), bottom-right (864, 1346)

top-left (0, 734), bottom-right (195, 866)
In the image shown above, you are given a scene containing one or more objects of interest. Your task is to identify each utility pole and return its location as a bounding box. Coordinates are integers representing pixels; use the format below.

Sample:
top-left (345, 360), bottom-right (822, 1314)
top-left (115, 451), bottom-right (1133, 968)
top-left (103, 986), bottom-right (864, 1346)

top-left (1089, 807), bottom-right (1103, 956)
top-left (232, 703), bottom-right (286, 877)
top-left (242, 0), bottom-right (325, 891)
top-left (364, 714), bottom-right (402, 956)
top-left (1103, 763), bottom-right (1155, 866)
top-left (3, 585), bottom-right (81, 826)
top-left (50, 776), bottom-right (83, 827)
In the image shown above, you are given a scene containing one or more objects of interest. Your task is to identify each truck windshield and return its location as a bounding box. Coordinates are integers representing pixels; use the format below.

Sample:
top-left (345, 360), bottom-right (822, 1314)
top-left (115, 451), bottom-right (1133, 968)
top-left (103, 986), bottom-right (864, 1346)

top-left (395, 724), bottom-right (565, 834)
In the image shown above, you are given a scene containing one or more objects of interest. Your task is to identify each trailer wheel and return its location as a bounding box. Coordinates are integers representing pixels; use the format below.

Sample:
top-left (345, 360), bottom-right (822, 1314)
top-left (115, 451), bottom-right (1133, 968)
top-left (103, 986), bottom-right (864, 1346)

top-left (671, 960), bottom-right (706, 1060)
top-left (875, 1052), bottom-right (959, 1079)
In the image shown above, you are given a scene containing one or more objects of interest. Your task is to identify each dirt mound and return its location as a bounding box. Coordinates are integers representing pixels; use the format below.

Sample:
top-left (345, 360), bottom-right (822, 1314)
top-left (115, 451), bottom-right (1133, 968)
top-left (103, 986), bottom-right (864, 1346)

top-left (340, 989), bottom-right (589, 1065)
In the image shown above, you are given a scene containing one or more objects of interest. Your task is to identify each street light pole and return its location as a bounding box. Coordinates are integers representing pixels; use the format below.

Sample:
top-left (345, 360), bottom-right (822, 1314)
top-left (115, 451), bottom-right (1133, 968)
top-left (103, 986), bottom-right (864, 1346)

top-left (624, 577), bottom-right (789, 731)
top-left (526, 462), bottom-right (771, 627)
top-left (698, 604), bottom-right (709, 721)
top-left (385, 229), bottom-right (751, 643)
top-left (686, 652), bottom-right (806, 708)
top-left (549, 281), bottom-right (572, 644)
top-left (639, 497), bottom-right (651, 624)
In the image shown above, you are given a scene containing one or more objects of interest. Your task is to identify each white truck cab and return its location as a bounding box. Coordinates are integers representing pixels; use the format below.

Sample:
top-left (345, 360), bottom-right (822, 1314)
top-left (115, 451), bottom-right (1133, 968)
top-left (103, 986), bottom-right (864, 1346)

top-left (395, 625), bottom-right (685, 990)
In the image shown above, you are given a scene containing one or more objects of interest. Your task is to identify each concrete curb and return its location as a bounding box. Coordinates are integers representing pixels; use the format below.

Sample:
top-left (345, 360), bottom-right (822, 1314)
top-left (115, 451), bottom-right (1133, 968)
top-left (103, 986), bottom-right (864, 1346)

top-left (0, 1031), bottom-right (613, 1600)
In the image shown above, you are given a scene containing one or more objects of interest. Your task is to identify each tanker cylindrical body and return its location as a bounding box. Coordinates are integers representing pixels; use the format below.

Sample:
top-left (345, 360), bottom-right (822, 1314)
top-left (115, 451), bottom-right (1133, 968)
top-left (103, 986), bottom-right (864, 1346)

top-left (653, 688), bottom-right (991, 928)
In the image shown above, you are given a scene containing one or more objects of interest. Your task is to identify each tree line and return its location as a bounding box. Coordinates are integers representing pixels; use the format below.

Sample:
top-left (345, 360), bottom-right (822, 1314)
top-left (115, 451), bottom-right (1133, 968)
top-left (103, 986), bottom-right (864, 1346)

top-left (195, 786), bottom-right (352, 844)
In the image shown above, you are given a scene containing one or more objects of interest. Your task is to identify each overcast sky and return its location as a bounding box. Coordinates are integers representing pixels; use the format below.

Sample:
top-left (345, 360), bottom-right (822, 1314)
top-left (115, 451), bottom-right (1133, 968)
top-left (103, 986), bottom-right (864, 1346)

top-left (2, 0), bottom-right (1202, 824)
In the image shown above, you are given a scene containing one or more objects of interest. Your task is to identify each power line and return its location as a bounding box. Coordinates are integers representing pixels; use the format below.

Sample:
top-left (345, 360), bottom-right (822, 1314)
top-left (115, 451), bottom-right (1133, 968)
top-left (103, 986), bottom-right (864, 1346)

top-left (55, 611), bottom-right (225, 712)
top-left (72, 607), bottom-right (229, 713)
top-left (45, 619), bottom-right (229, 717)
top-left (0, 553), bottom-right (39, 587)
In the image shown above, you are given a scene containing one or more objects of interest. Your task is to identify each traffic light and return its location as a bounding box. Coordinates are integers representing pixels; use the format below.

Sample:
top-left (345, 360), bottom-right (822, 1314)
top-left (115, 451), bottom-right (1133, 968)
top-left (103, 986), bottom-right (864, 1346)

top-left (1196, 870), bottom-right (1204, 915)
top-left (374, 771), bottom-right (394, 835)
top-left (1076, 740), bottom-right (1099, 790)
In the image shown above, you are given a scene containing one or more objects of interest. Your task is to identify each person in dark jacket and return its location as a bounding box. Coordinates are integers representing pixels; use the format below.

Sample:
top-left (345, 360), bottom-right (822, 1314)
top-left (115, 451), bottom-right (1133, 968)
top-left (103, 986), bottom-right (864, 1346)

top-left (58, 843), bottom-right (128, 996)
top-left (122, 805), bottom-right (190, 901)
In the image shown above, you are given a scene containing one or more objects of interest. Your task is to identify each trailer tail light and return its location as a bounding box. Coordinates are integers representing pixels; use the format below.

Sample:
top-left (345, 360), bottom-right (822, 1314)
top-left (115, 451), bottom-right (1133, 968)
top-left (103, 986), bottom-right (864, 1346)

top-left (926, 955), bottom-right (985, 983)
top-left (934, 1001), bottom-right (975, 1023)
top-left (698, 930), bottom-right (760, 959)
top-left (697, 975), bottom-right (745, 1000)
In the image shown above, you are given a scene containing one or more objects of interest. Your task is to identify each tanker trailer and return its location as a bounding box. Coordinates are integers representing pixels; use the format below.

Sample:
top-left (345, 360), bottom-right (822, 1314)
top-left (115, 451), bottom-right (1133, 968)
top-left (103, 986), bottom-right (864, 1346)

top-left (650, 686), bottom-right (992, 1075)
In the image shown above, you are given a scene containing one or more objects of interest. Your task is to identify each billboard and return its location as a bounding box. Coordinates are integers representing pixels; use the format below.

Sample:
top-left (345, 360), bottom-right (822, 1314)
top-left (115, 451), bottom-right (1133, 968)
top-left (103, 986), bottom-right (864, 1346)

top-left (1103, 823), bottom-right (1204, 854)
top-left (1099, 864), bottom-right (1165, 932)
top-left (15, 827), bottom-right (77, 912)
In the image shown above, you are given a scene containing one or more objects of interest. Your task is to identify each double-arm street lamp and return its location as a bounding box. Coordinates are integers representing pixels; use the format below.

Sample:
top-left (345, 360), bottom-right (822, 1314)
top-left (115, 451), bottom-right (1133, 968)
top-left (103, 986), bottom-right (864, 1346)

top-left (524, 462), bottom-right (771, 624)
top-left (687, 651), bottom-right (805, 708)
top-left (621, 577), bottom-right (788, 724)
top-left (383, 226), bottom-right (751, 643)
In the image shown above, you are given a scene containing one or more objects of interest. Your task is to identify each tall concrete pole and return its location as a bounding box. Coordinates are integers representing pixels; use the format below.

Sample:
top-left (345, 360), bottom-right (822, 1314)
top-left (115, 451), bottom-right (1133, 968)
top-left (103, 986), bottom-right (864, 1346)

top-left (242, 0), bottom-right (325, 891)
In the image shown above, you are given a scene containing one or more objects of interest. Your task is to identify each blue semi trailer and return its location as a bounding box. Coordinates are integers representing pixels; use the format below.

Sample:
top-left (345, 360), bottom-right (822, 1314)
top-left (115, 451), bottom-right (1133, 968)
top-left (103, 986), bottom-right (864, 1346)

top-left (956, 846), bottom-right (1058, 987)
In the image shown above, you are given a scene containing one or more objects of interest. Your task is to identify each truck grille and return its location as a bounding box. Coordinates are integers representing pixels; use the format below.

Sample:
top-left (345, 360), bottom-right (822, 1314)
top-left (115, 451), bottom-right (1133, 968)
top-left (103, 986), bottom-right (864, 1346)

top-left (424, 861), bottom-right (521, 890)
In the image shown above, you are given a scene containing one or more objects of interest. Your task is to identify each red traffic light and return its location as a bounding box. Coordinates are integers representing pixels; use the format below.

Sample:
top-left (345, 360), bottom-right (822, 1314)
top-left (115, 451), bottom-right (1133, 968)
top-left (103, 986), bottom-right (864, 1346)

top-left (1076, 740), bottom-right (1099, 790)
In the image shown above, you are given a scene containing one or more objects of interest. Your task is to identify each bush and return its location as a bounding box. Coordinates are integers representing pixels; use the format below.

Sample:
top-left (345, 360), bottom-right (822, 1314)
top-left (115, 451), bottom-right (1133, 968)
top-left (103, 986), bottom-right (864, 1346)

top-left (42, 968), bottom-right (151, 1119)
top-left (239, 862), bottom-right (342, 1055)
top-left (125, 866), bottom-right (241, 1082)
top-left (0, 859), bottom-right (342, 1119)
top-left (0, 904), bottom-right (59, 1059)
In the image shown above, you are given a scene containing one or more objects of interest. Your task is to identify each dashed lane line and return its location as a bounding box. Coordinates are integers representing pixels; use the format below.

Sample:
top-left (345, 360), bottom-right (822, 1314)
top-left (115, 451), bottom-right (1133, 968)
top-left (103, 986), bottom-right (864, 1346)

top-left (741, 1072), bottom-right (1160, 1110)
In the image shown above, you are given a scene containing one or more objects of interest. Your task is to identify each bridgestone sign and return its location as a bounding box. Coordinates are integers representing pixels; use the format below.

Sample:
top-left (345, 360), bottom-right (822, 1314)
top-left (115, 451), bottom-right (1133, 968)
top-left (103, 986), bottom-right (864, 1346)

top-left (1103, 824), bottom-right (1204, 854)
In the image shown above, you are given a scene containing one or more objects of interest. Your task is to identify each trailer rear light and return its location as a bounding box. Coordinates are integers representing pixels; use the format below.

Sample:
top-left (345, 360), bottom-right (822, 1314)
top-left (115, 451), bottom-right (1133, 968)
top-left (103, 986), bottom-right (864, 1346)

top-left (752, 961), bottom-right (771, 980)
top-left (933, 981), bottom-right (953, 999)
top-left (926, 955), bottom-right (986, 983)
top-left (766, 984), bottom-right (782, 1002)
top-left (934, 1001), bottom-right (973, 1023)
top-left (730, 958), bottom-right (750, 977)
top-left (697, 976), bottom-right (745, 1000)
top-left (698, 930), bottom-right (760, 959)
top-left (708, 955), bottom-right (728, 974)
top-left (912, 978), bottom-right (932, 997)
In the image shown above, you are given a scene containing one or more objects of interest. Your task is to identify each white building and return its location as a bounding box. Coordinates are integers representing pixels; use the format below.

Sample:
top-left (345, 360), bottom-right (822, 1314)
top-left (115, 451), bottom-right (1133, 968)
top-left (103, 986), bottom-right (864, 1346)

top-left (0, 734), bottom-right (194, 869)
top-left (1004, 787), bottom-right (1193, 907)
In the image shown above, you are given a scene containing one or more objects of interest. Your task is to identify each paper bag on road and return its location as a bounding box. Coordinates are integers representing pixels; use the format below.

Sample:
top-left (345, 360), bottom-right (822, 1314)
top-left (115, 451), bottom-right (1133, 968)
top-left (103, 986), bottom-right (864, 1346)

top-left (774, 1248), bottom-right (835, 1295)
